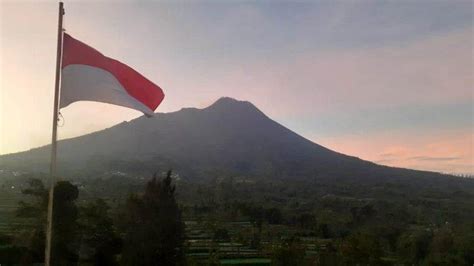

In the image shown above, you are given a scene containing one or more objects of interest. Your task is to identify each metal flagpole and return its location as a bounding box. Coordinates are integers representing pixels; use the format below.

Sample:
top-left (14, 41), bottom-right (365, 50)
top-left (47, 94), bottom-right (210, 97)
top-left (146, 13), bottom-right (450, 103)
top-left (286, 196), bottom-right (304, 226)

top-left (45, 2), bottom-right (64, 266)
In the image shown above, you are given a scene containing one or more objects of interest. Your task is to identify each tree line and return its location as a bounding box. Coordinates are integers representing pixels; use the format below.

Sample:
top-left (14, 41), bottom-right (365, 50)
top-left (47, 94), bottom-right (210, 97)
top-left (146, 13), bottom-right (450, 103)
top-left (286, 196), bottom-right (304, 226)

top-left (1, 171), bottom-right (473, 265)
top-left (0, 171), bottom-right (184, 266)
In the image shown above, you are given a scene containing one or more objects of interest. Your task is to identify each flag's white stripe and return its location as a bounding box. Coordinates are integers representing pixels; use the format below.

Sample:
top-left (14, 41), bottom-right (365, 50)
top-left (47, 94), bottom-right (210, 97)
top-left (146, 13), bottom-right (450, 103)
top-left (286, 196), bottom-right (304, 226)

top-left (60, 64), bottom-right (154, 116)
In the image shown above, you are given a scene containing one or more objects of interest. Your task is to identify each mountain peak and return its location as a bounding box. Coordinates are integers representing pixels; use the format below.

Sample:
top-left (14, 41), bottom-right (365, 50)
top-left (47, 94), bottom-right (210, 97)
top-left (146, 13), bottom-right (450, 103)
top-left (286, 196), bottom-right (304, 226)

top-left (212, 97), bottom-right (250, 106)
top-left (208, 97), bottom-right (256, 110)
top-left (205, 97), bottom-right (266, 118)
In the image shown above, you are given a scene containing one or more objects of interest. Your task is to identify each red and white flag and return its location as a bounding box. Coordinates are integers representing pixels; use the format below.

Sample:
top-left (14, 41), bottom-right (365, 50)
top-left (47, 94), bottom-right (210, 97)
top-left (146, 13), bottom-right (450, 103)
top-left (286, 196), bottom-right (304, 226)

top-left (60, 33), bottom-right (164, 116)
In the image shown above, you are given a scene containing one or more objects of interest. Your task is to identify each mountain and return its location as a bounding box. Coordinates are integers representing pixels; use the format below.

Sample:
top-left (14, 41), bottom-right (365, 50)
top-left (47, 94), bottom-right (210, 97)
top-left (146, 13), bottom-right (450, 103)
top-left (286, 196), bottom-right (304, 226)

top-left (0, 97), bottom-right (456, 183)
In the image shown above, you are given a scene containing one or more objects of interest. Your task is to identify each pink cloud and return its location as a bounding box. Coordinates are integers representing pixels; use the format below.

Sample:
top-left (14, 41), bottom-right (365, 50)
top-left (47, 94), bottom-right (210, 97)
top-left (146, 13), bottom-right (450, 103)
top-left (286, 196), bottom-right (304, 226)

top-left (316, 129), bottom-right (473, 174)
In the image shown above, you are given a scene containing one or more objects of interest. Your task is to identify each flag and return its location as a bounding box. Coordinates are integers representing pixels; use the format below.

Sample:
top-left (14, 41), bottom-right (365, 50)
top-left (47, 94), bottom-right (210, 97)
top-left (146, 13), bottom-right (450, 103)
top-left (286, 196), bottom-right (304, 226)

top-left (60, 33), bottom-right (164, 116)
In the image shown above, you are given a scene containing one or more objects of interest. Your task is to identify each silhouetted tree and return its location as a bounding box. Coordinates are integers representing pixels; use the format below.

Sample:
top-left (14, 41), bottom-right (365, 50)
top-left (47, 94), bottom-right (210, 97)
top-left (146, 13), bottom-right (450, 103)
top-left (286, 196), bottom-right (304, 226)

top-left (79, 199), bottom-right (121, 266)
top-left (121, 170), bottom-right (184, 266)
top-left (51, 181), bottom-right (80, 266)
top-left (15, 179), bottom-right (79, 265)
top-left (15, 178), bottom-right (48, 264)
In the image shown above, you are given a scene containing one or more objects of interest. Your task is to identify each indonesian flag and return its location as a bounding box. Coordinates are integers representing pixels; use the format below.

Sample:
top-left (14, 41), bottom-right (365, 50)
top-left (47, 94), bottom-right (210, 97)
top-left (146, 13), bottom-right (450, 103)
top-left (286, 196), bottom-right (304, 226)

top-left (60, 33), bottom-right (164, 116)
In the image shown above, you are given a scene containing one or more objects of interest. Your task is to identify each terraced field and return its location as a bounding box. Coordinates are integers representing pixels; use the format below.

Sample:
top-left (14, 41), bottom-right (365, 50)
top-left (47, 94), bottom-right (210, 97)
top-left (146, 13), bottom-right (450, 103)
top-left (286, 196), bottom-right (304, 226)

top-left (184, 220), bottom-right (334, 265)
top-left (185, 220), bottom-right (271, 265)
top-left (0, 188), bottom-right (22, 235)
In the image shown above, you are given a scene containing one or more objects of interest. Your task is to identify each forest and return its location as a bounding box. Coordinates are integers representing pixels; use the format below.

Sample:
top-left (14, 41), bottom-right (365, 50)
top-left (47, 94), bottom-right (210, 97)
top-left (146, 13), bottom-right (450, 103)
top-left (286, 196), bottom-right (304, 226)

top-left (0, 169), bottom-right (473, 265)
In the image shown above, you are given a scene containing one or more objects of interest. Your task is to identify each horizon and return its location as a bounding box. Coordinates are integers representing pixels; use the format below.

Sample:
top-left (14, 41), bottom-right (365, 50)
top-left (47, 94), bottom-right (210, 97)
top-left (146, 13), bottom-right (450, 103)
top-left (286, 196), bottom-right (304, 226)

top-left (1, 0), bottom-right (473, 174)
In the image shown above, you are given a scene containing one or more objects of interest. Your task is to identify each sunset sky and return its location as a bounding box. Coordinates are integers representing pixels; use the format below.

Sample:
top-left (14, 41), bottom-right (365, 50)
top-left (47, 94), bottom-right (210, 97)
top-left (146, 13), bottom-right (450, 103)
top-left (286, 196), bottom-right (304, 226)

top-left (1, 0), bottom-right (472, 174)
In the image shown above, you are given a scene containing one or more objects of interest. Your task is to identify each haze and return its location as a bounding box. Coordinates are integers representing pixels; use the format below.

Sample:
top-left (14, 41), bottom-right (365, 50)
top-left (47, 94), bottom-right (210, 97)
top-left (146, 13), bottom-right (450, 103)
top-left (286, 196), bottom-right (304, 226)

top-left (0, 0), bottom-right (472, 174)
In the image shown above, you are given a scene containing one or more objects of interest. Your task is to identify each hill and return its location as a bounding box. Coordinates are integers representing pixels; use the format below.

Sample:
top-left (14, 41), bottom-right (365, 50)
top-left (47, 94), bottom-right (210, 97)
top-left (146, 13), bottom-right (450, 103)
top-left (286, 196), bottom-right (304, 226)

top-left (0, 97), bottom-right (463, 186)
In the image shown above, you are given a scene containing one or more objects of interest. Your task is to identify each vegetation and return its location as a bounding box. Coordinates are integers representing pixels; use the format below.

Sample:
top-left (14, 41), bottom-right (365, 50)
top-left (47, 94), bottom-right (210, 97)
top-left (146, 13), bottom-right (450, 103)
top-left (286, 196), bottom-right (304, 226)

top-left (0, 169), bottom-right (473, 265)
top-left (120, 170), bottom-right (184, 266)
top-left (79, 199), bottom-right (121, 265)
top-left (0, 179), bottom-right (80, 265)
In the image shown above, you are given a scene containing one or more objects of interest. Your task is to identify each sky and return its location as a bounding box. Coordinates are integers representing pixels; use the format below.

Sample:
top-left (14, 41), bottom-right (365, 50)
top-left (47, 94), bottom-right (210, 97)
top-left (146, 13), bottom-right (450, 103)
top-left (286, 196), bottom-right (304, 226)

top-left (0, 0), bottom-right (472, 174)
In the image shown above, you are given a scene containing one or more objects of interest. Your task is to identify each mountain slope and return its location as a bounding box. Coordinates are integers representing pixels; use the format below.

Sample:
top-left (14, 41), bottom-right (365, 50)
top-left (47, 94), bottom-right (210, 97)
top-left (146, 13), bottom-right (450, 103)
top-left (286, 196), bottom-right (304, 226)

top-left (0, 97), bottom-right (453, 183)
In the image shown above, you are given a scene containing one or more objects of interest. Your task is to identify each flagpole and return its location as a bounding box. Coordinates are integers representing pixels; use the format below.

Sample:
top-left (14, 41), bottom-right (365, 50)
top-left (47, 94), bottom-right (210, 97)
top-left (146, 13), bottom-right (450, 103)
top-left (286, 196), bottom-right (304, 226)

top-left (45, 2), bottom-right (64, 266)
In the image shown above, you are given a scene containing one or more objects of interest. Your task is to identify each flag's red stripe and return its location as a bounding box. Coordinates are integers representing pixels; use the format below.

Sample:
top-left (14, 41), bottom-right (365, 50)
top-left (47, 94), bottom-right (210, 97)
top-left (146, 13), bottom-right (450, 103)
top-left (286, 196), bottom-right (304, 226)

top-left (62, 33), bottom-right (164, 111)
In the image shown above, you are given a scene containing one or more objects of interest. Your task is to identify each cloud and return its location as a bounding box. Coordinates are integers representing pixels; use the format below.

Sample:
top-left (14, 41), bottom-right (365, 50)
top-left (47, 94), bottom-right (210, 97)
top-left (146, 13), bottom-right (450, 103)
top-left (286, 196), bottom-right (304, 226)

top-left (408, 156), bottom-right (462, 162)
top-left (378, 153), bottom-right (398, 159)
top-left (316, 129), bottom-right (473, 174)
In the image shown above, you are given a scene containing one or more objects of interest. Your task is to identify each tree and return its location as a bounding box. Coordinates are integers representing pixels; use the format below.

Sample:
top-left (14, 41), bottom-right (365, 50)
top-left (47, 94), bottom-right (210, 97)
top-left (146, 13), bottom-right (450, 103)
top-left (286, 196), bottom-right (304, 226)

top-left (15, 179), bottom-right (80, 265)
top-left (121, 170), bottom-right (185, 266)
top-left (339, 231), bottom-right (384, 265)
top-left (15, 178), bottom-right (48, 264)
top-left (79, 199), bottom-right (121, 266)
top-left (423, 225), bottom-right (467, 265)
top-left (51, 181), bottom-right (80, 266)
top-left (397, 229), bottom-right (432, 264)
